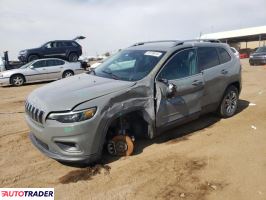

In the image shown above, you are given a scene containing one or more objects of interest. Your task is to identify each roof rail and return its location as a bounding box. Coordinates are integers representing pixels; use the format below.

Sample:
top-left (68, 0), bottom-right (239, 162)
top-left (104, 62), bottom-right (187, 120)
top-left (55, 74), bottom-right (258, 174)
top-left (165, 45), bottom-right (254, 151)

top-left (132, 40), bottom-right (183, 47)
top-left (183, 39), bottom-right (221, 43)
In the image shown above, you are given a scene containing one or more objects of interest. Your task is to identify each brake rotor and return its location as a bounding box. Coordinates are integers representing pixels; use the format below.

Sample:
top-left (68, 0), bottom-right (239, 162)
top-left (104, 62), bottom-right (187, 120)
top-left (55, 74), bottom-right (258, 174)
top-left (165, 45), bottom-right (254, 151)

top-left (107, 135), bottom-right (134, 156)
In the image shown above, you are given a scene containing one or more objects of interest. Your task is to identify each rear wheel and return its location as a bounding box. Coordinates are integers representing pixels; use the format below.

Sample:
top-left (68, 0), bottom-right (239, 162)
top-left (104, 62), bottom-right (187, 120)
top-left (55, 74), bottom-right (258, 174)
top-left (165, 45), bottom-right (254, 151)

top-left (11, 75), bottom-right (25, 86)
top-left (219, 86), bottom-right (239, 118)
top-left (68, 53), bottom-right (78, 62)
top-left (107, 135), bottom-right (134, 156)
top-left (27, 55), bottom-right (39, 62)
top-left (62, 70), bottom-right (74, 78)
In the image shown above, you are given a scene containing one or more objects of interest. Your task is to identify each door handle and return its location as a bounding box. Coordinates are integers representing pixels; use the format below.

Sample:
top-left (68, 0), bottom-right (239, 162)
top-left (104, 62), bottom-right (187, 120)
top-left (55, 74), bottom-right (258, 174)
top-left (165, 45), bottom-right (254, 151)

top-left (221, 69), bottom-right (228, 75)
top-left (192, 80), bottom-right (203, 86)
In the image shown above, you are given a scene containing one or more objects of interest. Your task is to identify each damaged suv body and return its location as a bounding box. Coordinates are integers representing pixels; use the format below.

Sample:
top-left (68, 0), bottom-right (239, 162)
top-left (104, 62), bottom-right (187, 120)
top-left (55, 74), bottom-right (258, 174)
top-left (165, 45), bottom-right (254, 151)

top-left (25, 40), bottom-right (241, 163)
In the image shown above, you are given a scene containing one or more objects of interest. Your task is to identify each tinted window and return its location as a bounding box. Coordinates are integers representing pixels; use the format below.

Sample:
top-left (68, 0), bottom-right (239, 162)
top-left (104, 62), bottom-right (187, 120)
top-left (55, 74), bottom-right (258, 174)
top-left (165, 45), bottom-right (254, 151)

top-left (32, 60), bottom-right (46, 68)
top-left (217, 47), bottom-right (231, 64)
top-left (159, 49), bottom-right (198, 80)
top-left (46, 59), bottom-right (65, 67)
top-left (56, 42), bottom-right (64, 48)
top-left (198, 47), bottom-right (220, 70)
top-left (71, 42), bottom-right (78, 47)
top-left (56, 60), bottom-right (65, 65)
top-left (255, 47), bottom-right (266, 53)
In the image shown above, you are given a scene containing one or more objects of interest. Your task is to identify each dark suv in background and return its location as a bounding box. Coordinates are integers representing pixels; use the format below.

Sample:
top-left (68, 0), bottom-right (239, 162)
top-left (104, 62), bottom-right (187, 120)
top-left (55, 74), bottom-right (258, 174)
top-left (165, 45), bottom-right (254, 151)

top-left (18, 40), bottom-right (82, 63)
top-left (249, 46), bottom-right (266, 65)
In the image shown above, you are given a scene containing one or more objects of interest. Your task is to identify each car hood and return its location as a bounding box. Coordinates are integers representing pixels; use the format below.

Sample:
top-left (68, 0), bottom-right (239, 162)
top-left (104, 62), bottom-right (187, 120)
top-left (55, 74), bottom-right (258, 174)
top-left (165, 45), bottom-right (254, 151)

top-left (251, 52), bottom-right (266, 57)
top-left (27, 73), bottom-right (136, 112)
top-left (0, 68), bottom-right (24, 77)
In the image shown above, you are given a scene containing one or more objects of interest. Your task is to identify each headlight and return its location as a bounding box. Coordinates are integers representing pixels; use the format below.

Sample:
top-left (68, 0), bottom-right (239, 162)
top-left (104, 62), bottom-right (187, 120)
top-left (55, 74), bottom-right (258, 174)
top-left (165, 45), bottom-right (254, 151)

top-left (19, 50), bottom-right (27, 55)
top-left (47, 107), bottom-right (96, 123)
top-left (250, 55), bottom-right (253, 58)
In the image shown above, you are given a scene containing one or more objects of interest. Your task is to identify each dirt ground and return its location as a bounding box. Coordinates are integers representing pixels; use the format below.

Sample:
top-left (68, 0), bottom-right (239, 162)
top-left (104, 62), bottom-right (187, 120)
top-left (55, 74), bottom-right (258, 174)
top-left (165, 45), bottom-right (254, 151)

top-left (0, 59), bottom-right (266, 200)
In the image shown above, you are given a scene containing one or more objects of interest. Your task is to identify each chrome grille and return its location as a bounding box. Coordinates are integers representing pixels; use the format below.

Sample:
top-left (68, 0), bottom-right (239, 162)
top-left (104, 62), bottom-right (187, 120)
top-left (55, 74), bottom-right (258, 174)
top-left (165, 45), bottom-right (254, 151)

top-left (25, 102), bottom-right (45, 124)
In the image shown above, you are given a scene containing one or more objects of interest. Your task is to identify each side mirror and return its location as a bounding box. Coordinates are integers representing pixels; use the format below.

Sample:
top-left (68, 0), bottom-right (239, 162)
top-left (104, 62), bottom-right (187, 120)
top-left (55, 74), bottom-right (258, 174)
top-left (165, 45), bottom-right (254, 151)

top-left (158, 78), bottom-right (177, 98)
top-left (29, 66), bottom-right (34, 69)
top-left (166, 83), bottom-right (177, 98)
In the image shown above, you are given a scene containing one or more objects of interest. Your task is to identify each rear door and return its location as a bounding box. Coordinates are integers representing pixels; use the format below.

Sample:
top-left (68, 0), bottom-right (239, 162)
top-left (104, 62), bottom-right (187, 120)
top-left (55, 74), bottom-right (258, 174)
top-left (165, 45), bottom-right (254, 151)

top-left (197, 46), bottom-right (230, 108)
top-left (155, 48), bottom-right (204, 128)
top-left (44, 41), bottom-right (65, 58)
top-left (45, 59), bottom-right (65, 79)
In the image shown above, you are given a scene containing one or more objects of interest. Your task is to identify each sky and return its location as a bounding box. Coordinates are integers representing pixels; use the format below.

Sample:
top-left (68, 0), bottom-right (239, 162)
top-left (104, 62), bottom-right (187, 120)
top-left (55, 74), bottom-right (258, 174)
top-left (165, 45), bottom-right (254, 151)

top-left (0, 0), bottom-right (265, 60)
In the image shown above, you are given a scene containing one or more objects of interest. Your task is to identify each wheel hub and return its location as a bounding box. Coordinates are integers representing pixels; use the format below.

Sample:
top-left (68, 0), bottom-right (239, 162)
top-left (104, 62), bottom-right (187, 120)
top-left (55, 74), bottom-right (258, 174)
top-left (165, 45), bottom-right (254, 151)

top-left (107, 135), bottom-right (134, 156)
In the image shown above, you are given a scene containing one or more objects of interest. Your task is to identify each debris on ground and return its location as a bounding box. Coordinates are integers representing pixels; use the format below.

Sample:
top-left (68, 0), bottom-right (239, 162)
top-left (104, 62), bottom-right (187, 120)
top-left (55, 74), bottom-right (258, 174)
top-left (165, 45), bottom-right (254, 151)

top-left (251, 125), bottom-right (257, 130)
top-left (59, 164), bottom-right (111, 184)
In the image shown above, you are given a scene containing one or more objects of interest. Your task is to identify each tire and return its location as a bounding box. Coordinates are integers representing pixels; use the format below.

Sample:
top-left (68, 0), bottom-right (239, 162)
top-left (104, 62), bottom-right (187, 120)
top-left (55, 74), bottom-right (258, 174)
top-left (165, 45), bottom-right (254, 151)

top-left (62, 70), bottom-right (74, 78)
top-left (68, 53), bottom-right (78, 62)
top-left (219, 85), bottom-right (239, 118)
top-left (11, 74), bottom-right (25, 86)
top-left (27, 55), bottom-right (39, 62)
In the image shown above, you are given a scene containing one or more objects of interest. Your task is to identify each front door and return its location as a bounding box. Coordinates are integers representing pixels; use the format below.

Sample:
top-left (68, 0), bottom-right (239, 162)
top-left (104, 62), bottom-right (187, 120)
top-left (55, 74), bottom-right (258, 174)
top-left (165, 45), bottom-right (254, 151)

top-left (155, 48), bottom-right (205, 128)
top-left (25, 60), bottom-right (48, 82)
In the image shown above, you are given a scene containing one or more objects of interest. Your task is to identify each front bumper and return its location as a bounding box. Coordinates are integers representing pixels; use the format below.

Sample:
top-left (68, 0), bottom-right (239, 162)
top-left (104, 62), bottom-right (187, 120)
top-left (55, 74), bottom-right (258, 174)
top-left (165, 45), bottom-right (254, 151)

top-left (249, 57), bottom-right (266, 65)
top-left (25, 114), bottom-right (102, 163)
top-left (0, 77), bottom-right (10, 86)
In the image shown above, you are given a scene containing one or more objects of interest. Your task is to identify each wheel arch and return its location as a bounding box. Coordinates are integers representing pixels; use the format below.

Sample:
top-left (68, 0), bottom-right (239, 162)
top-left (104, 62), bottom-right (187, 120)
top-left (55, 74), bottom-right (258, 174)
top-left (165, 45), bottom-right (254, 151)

top-left (9, 73), bottom-right (26, 84)
top-left (62, 69), bottom-right (74, 77)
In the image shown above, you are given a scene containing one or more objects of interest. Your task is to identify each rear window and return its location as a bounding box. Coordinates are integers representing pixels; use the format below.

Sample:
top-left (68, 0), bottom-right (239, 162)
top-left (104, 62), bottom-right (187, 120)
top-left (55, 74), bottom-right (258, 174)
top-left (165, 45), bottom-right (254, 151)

top-left (217, 47), bottom-right (231, 64)
top-left (197, 47), bottom-right (220, 70)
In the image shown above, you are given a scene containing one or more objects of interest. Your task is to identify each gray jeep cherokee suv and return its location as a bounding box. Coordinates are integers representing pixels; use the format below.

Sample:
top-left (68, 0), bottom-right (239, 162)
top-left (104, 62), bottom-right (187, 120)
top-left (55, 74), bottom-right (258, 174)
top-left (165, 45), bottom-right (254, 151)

top-left (25, 40), bottom-right (241, 163)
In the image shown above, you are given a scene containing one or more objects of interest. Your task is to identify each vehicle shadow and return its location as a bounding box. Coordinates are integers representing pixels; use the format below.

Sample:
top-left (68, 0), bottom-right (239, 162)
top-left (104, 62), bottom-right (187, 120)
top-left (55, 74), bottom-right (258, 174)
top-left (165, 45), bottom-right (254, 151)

top-left (62, 99), bottom-right (250, 167)
top-left (2, 81), bottom-right (53, 88)
top-left (100, 99), bottom-right (250, 165)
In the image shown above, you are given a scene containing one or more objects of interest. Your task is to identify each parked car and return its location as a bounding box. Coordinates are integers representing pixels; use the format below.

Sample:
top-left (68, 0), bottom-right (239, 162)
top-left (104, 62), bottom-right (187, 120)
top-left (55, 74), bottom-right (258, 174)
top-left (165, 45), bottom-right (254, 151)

top-left (0, 57), bottom-right (5, 72)
top-left (249, 46), bottom-right (266, 65)
top-left (25, 40), bottom-right (241, 164)
top-left (0, 58), bottom-right (83, 86)
top-left (18, 40), bottom-right (82, 63)
top-left (230, 47), bottom-right (240, 59)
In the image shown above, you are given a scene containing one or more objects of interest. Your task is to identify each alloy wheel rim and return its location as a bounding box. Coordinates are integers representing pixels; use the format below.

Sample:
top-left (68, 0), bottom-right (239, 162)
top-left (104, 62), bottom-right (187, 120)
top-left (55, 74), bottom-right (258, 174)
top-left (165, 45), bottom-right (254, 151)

top-left (225, 91), bottom-right (237, 114)
top-left (14, 77), bottom-right (23, 85)
top-left (65, 72), bottom-right (73, 77)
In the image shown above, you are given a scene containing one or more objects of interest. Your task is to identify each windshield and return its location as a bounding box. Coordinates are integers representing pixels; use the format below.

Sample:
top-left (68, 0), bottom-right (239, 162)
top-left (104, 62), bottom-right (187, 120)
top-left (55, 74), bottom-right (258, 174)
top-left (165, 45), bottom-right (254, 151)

top-left (255, 47), bottom-right (266, 53)
top-left (93, 50), bottom-right (165, 81)
top-left (20, 61), bottom-right (34, 69)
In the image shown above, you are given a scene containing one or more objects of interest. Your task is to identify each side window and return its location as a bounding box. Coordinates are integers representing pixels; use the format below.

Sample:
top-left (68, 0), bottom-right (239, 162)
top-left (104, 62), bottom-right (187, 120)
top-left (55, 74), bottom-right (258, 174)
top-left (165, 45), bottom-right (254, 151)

top-left (56, 60), bottom-right (65, 65)
top-left (55, 42), bottom-right (63, 48)
top-left (197, 47), bottom-right (220, 70)
top-left (32, 60), bottom-right (46, 68)
top-left (159, 49), bottom-right (198, 80)
top-left (46, 60), bottom-right (57, 67)
top-left (217, 47), bottom-right (231, 64)
top-left (71, 42), bottom-right (78, 47)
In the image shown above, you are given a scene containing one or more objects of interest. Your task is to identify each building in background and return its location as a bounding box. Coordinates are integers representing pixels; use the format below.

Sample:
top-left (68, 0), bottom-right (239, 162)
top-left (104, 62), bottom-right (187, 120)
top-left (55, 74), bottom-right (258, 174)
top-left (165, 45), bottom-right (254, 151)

top-left (201, 26), bottom-right (266, 58)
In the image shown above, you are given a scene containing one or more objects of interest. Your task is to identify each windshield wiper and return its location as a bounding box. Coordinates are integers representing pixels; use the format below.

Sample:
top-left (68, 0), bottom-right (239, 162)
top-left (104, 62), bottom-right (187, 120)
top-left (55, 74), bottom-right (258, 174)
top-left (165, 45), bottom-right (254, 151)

top-left (101, 70), bottom-right (119, 80)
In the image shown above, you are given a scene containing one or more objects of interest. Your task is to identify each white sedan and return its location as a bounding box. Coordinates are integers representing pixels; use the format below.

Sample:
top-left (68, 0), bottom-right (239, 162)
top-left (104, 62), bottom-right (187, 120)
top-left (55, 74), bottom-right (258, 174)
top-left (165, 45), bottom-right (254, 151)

top-left (0, 58), bottom-right (84, 86)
